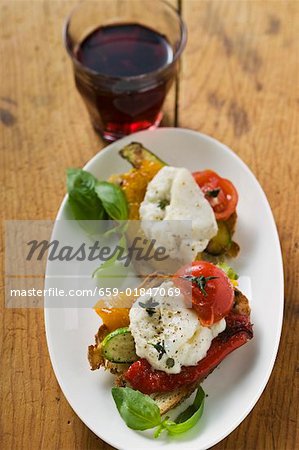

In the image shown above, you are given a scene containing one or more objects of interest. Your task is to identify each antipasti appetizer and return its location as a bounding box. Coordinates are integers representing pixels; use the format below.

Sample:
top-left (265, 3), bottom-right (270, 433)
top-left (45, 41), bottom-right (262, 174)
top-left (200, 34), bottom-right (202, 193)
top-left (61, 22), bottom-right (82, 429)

top-left (111, 142), bottom-right (240, 260)
top-left (66, 142), bottom-right (252, 438)
top-left (88, 262), bottom-right (253, 437)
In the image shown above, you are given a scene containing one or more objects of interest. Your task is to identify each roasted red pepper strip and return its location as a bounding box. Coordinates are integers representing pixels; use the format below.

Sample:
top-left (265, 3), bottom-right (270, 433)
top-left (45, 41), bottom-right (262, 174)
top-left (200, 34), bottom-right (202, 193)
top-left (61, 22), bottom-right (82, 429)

top-left (124, 312), bottom-right (253, 394)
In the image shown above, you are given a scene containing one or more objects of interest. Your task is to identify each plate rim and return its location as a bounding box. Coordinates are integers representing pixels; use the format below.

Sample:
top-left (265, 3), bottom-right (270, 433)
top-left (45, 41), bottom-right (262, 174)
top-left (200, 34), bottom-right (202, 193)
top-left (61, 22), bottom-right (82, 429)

top-left (44, 127), bottom-right (284, 450)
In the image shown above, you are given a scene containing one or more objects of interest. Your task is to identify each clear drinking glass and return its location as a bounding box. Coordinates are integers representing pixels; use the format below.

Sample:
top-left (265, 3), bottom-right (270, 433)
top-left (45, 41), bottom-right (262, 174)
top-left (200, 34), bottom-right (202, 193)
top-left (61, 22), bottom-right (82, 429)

top-left (64, 0), bottom-right (187, 141)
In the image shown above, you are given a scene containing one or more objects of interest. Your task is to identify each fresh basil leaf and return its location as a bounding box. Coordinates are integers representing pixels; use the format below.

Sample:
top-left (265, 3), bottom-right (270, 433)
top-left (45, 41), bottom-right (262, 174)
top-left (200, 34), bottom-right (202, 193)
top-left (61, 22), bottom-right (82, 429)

top-left (103, 220), bottom-right (128, 238)
top-left (217, 262), bottom-right (239, 280)
top-left (93, 246), bottom-right (130, 288)
top-left (163, 387), bottom-right (205, 435)
top-left (112, 387), bottom-right (162, 431)
top-left (174, 404), bottom-right (199, 424)
top-left (67, 169), bottom-right (106, 221)
top-left (92, 234), bottom-right (128, 284)
top-left (95, 181), bottom-right (128, 221)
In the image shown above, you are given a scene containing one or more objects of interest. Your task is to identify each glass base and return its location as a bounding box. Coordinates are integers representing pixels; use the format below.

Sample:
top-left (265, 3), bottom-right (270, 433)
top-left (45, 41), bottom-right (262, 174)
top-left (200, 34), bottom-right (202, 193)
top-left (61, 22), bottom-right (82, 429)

top-left (94, 112), bottom-right (163, 142)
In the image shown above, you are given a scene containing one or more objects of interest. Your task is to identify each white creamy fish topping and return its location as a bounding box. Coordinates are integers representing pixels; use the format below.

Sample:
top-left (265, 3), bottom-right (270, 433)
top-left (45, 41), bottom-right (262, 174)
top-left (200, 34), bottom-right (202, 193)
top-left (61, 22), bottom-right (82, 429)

top-left (139, 166), bottom-right (218, 262)
top-left (129, 281), bottom-right (226, 374)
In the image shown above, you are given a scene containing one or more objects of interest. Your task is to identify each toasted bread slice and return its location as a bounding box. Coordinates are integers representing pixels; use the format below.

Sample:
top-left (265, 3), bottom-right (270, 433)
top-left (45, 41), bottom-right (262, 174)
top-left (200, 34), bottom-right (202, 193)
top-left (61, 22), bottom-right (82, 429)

top-left (88, 324), bottom-right (108, 370)
top-left (151, 382), bottom-right (199, 414)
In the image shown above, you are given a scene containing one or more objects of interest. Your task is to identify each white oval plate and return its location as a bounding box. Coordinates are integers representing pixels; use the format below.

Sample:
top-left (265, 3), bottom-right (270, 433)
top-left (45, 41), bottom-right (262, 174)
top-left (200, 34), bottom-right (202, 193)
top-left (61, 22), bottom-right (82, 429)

top-left (45, 128), bottom-right (284, 450)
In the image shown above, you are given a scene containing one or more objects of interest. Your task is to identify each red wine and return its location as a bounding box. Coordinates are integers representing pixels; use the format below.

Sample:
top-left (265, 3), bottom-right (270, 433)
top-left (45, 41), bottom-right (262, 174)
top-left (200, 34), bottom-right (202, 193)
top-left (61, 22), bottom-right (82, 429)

top-left (74, 23), bottom-right (175, 140)
top-left (76, 23), bottom-right (173, 77)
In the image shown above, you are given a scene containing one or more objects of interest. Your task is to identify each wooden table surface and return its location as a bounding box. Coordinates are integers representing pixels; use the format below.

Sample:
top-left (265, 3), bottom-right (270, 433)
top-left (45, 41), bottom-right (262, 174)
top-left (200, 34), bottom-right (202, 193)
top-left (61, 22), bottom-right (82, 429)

top-left (1, 1), bottom-right (298, 449)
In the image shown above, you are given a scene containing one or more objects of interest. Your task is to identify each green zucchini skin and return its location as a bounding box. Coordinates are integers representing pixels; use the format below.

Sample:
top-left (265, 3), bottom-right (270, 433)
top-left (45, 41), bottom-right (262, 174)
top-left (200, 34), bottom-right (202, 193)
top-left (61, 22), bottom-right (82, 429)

top-left (206, 221), bottom-right (232, 255)
top-left (119, 142), bottom-right (166, 169)
top-left (102, 327), bottom-right (138, 364)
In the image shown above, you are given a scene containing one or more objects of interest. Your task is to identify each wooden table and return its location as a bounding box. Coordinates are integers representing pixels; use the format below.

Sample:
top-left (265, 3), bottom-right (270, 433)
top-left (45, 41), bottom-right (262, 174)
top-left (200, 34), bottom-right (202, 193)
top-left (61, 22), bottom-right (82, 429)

top-left (1, 1), bottom-right (298, 449)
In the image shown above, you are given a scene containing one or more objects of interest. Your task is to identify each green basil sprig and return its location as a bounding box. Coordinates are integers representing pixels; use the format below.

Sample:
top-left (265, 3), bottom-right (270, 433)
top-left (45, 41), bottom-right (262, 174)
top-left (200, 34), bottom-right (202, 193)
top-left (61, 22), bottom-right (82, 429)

top-left (67, 169), bottom-right (128, 222)
top-left (111, 386), bottom-right (205, 438)
top-left (67, 169), bottom-right (129, 282)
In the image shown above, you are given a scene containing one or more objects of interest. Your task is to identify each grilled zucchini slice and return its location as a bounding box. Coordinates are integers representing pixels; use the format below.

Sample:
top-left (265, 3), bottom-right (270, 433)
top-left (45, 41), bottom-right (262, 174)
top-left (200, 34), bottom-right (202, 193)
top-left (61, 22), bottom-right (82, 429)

top-left (102, 327), bottom-right (138, 364)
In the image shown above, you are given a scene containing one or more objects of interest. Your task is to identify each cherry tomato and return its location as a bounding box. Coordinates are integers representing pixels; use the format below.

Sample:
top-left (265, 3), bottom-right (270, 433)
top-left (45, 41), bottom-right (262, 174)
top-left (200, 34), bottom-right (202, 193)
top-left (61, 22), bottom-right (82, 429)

top-left (174, 261), bottom-right (234, 326)
top-left (193, 170), bottom-right (238, 221)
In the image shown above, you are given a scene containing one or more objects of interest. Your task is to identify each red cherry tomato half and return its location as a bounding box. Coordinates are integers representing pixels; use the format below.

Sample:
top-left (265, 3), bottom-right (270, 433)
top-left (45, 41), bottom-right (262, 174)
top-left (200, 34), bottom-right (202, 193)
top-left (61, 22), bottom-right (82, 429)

top-left (193, 170), bottom-right (238, 221)
top-left (174, 261), bottom-right (234, 326)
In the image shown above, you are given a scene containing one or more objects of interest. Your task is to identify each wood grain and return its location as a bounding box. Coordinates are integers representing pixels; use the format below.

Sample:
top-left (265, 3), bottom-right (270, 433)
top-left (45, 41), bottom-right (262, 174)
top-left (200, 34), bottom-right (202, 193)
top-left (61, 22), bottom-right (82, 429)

top-left (0, 1), bottom-right (176, 449)
top-left (0, 0), bottom-right (298, 449)
top-left (180, 1), bottom-right (299, 449)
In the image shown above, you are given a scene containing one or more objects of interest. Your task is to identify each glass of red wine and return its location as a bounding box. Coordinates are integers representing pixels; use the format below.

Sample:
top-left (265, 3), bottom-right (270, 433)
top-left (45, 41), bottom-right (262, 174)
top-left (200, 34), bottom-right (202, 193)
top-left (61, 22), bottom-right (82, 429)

top-left (64, 0), bottom-right (187, 141)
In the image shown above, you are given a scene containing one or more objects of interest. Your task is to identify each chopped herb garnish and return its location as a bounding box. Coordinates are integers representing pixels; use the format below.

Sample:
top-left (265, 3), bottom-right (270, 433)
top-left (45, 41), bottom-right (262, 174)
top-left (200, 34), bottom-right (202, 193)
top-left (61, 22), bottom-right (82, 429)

top-left (182, 275), bottom-right (218, 297)
top-left (139, 297), bottom-right (159, 317)
top-left (149, 341), bottom-right (167, 360)
top-left (158, 199), bottom-right (170, 210)
top-left (166, 357), bottom-right (175, 368)
top-left (206, 188), bottom-right (220, 198)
